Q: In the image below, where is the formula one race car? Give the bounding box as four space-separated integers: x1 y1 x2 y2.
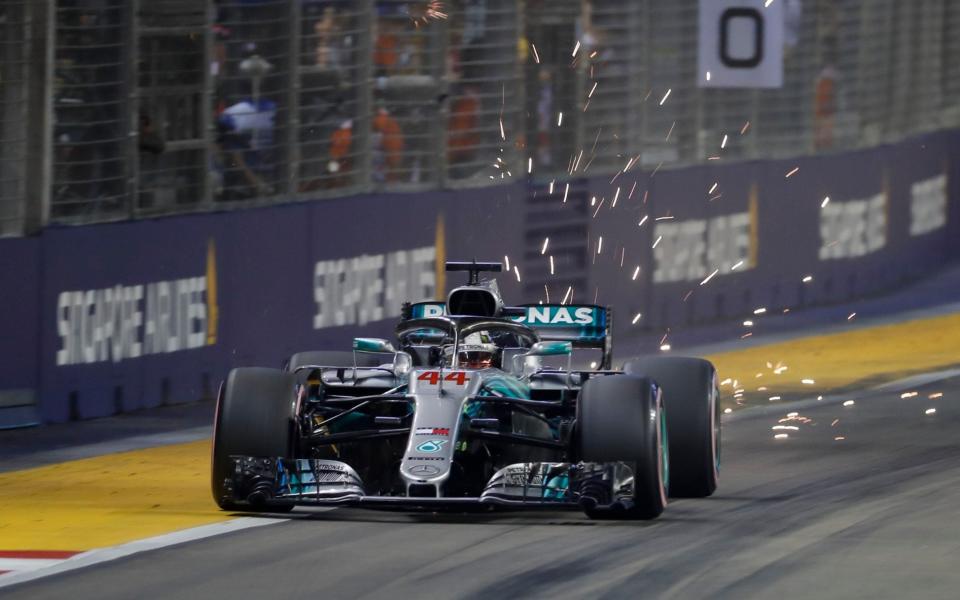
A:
212 262 720 519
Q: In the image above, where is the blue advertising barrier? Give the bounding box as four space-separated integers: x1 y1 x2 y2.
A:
0 130 957 424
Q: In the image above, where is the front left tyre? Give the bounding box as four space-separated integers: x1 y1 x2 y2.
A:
624 356 720 498
211 367 298 511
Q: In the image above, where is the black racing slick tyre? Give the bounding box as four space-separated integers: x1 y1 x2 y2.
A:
211 367 298 512
577 375 668 520
624 356 720 498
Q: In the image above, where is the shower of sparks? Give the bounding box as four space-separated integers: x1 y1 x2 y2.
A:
527 157 533 174
597 236 603 254
572 40 581 57
499 118 505 140
632 313 643 324
659 88 672 106
531 43 540 64
411 1 448 26
557 112 563 127
561 286 573 304
563 183 569 202
847 312 857 320
632 266 640 280
721 134 728 149
753 307 767 315
802 275 813 283
638 215 649 227
652 235 662 248
541 237 549 255
700 269 719 286
588 81 598 98
708 182 719 194
731 260 744 270
549 255 555 275
513 266 521 282
821 196 830 207
612 186 620 207
785 166 799 178
504 255 511 272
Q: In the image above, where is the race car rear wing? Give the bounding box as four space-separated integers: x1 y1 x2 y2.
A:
401 302 612 369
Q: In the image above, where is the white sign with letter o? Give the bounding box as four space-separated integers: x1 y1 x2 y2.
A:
698 0 784 88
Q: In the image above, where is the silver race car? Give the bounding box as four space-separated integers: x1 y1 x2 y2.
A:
212 262 721 519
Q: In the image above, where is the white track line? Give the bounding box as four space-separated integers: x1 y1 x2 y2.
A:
0 515 296 589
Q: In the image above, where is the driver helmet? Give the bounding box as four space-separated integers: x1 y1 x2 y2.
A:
457 331 498 369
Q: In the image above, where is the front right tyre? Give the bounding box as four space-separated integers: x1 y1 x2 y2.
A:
211 367 298 512
577 375 668 520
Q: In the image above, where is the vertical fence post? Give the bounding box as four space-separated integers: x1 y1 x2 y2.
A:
24 0 54 233
127 0 140 219
355 0 374 191
286 0 301 196
200 0 214 209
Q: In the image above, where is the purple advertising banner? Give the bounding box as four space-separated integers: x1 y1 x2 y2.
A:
0 130 956 424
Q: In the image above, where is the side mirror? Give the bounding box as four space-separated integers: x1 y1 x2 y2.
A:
353 337 395 353
393 351 413 379
526 341 572 357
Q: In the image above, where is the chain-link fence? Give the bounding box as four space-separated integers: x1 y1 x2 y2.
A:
0 0 958 233
0 2 31 236
136 0 209 215
51 0 130 223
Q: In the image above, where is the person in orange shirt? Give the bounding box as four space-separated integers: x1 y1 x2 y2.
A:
373 107 404 181
448 84 480 172
324 119 353 189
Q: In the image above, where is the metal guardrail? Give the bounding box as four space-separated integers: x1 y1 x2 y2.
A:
0 0 958 233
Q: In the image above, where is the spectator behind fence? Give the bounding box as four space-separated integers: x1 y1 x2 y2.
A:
215 94 277 200
373 107 404 182
814 37 839 151
448 84 481 176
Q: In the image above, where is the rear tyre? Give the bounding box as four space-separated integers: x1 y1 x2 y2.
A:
577 375 668 520
211 367 298 512
624 356 720 498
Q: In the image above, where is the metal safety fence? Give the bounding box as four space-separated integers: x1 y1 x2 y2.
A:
0 0 958 233
0 2 30 236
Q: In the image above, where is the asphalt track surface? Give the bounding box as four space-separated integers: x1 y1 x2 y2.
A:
7 375 960 599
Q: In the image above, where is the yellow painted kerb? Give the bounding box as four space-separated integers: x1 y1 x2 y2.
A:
0 440 229 551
